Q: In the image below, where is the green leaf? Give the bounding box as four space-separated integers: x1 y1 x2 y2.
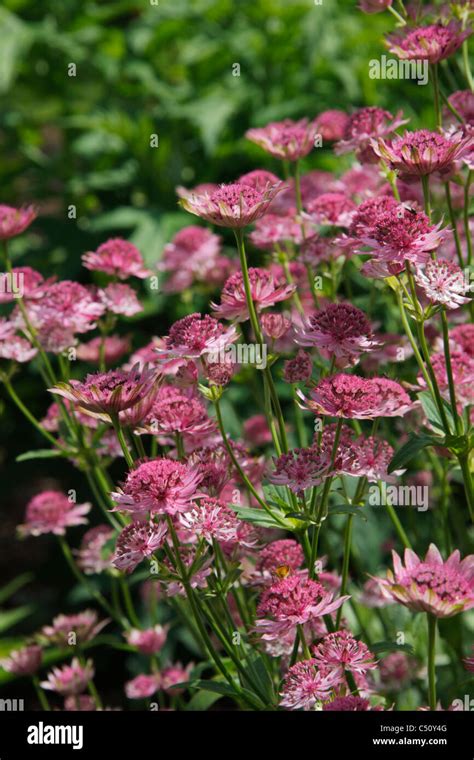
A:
418 392 452 434
0 605 33 634
185 689 223 711
0 573 33 605
328 504 367 521
16 449 65 463
388 433 441 473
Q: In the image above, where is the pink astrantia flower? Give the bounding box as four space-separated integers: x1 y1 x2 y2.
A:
163 546 213 597
414 260 470 309
179 181 285 228
449 324 474 358
0 332 37 362
256 575 349 641
245 118 319 161
280 659 341 710
160 313 238 359
179 497 240 543
314 110 349 142
238 169 282 191
445 90 474 126
260 313 292 341
359 0 392 13
63 695 96 711
283 349 313 383
387 22 471 65
0 645 42 676
323 695 376 710
125 673 160 699
336 106 407 164
144 387 216 443
358 204 448 271
41 658 94 696
296 303 379 367
0 204 37 239
342 195 399 247
76 335 131 365
312 631 377 677
75 525 114 575
50 364 159 421
426 350 474 405
299 374 413 419
39 611 109 646
126 625 168 655
159 226 227 292
257 539 304 575
111 458 202 516
375 544 474 618
160 663 193 694
212 268 295 322
373 129 474 178
82 238 151 279
112 520 168 574
305 193 356 227
379 652 412 690
249 211 310 250
352 436 402 483
18 490 91 537
100 283 143 316
0 267 54 303
268 447 331 493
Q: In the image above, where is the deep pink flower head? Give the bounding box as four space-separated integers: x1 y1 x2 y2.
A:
125 673 160 699
160 226 227 292
359 0 392 13
257 539 304 575
75 525 114 574
358 204 447 270
50 364 159 421
376 544 474 618
323 695 375 711
112 458 202 516
243 414 273 447
82 238 150 279
39 610 109 646
180 497 240 543
100 283 142 316
41 658 94 696
425 350 474 405
179 181 284 228
374 129 474 178
1 645 42 676
144 387 216 444
345 195 399 243
314 110 349 142
0 267 54 303
299 374 413 419
76 335 131 365
445 90 474 126
298 234 346 265
238 169 281 191
245 118 319 161
269 447 331 493
18 490 90 537
387 22 471 65
212 268 295 322
280 659 341 710
352 435 401 483
261 312 291 341
249 211 310 250
379 652 412 690
161 313 238 358
305 193 356 227
283 349 313 383
336 107 407 163
256 574 349 640
296 303 379 367
160 662 193 694
126 625 168 655
112 520 168 574
415 260 469 309
312 631 377 676
449 324 474 358
0 204 36 239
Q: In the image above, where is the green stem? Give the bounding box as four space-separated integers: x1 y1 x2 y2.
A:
464 170 472 266
335 514 353 629
431 63 441 129
3 380 64 449
111 414 135 469
440 308 462 435
427 613 437 710
32 676 51 710
444 183 464 267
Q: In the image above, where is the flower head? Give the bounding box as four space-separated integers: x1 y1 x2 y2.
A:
296 303 379 366
82 238 150 279
1 645 42 676
280 659 341 710
125 625 168 655
0 204 37 239
212 268 295 322
180 497 240 543
299 374 413 418
314 110 349 142
75 525 114 574
305 193 356 227
257 539 304 576
375 544 474 618
111 458 202 516
415 260 469 309
269 447 331 493
76 335 131 366
41 658 94 696
373 129 474 178
39 611 109 646
245 118 319 161
161 313 238 359
323 695 375 710
100 283 142 316
18 491 90 537
312 631 377 676
160 226 228 292
283 349 313 383
179 181 284 228
336 106 407 163
125 673 160 699
112 520 168 573
387 22 471 65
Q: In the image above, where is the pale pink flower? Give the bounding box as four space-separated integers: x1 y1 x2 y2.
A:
298 234 346 265
160 313 238 359
375 544 474 618
100 283 142 316
336 107 407 163
144 387 216 443
125 625 168 655
50 364 159 420
179 497 240 543
280 659 341 710
75 525 114 574
312 631 377 677
179 181 284 228
238 169 282 191
125 673 160 699
260 313 291 341
39 611 109 646
245 118 319 161
82 238 150 279
64 695 97 711
112 520 168 574
269 447 331 493
296 303 379 366
414 260 469 309
111 458 202 516
425 350 474 405
387 22 471 65
359 578 394 608
160 663 193 694
41 658 94 696
18 490 90 537
212 268 295 322
305 193 356 227
159 226 227 292
352 436 402 483
1 645 42 676
283 349 313 383
299 374 413 418
373 129 474 178
249 211 310 249
0 204 37 239
314 110 349 142
0 332 37 362
76 335 131 365
0 267 54 303
256 575 349 641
